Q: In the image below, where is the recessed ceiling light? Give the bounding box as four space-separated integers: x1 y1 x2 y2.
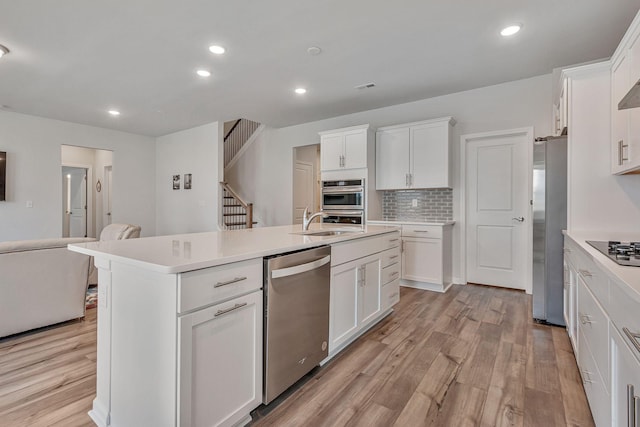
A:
295 88 307 95
307 46 322 56
108 110 120 116
196 69 211 77
0 44 9 58
500 24 522 37
208 45 225 55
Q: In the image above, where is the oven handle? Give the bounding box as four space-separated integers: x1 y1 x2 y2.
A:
322 210 364 216
271 255 331 279
322 186 364 194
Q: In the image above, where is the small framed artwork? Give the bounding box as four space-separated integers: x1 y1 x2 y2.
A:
184 173 192 190
172 174 180 190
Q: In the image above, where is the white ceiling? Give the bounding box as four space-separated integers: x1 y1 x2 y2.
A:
0 1 638 136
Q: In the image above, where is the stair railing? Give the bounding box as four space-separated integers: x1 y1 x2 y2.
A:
224 119 261 168
220 182 254 229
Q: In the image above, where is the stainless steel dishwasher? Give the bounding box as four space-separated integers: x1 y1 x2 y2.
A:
263 245 331 404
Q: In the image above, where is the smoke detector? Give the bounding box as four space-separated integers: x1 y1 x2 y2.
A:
355 83 376 90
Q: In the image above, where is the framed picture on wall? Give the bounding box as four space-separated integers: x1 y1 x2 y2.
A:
172 174 180 190
184 173 192 190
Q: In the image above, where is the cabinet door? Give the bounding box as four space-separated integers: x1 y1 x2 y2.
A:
321 134 344 171
343 129 367 169
401 237 442 284
376 127 410 190
329 261 359 352
178 291 262 427
612 54 631 174
628 31 640 171
360 257 381 326
411 122 450 188
611 326 640 427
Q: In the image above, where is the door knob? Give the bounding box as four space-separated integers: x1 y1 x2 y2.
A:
512 217 525 222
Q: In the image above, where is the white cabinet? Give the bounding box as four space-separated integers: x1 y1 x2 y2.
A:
320 125 369 172
562 248 578 352
376 117 455 190
399 224 453 293
178 291 262 427
328 231 400 357
611 326 640 427
611 12 640 174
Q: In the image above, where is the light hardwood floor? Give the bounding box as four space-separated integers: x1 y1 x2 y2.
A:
0 285 593 427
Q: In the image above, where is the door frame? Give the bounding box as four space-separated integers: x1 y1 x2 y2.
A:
459 127 534 294
62 162 93 238
292 159 315 224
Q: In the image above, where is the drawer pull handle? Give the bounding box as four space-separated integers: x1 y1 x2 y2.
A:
627 384 635 427
389 238 400 243
634 395 639 427
214 302 247 317
389 255 399 260
579 314 592 325
413 230 429 233
390 271 399 277
623 327 640 355
214 276 248 288
578 269 593 277
391 292 399 298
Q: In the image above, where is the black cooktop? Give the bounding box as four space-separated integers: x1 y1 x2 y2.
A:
586 240 640 267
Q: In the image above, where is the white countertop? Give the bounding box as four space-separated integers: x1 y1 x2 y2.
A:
564 230 640 296
367 220 455 226
69 224 400 274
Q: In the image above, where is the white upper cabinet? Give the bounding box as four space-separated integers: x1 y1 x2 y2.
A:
320 125 369 172
375 117 455 190
611 11 640 174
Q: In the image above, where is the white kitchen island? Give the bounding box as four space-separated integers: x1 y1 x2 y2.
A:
68 224 400 427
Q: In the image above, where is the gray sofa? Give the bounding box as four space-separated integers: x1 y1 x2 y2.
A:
0 237 96 338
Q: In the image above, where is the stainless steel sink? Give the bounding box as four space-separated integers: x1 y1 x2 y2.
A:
291 229 360 236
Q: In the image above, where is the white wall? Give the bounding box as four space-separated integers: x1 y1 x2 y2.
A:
0 111 156 241
155 122 221 235
230 74 553 281
567 64 640 232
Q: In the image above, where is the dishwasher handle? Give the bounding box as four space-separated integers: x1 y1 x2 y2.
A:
271 255 331 279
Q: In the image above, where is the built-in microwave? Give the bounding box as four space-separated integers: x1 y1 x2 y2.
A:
321 179 364 211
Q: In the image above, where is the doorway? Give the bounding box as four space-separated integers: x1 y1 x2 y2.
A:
61 145 113 238
461 127 533 293
293 144 321 224
62 166 88 237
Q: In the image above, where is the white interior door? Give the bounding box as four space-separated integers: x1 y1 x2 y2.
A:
292 160 314 224
63 167 87 237
465 129 531 290
104 165 113 226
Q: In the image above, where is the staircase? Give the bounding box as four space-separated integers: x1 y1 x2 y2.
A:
220 182 255 230
224 119 261 168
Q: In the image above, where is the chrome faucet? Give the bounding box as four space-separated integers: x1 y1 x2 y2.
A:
302 207 328 231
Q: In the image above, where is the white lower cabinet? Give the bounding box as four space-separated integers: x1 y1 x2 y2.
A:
611 326 640 427
178 290 262 427
400 224 453 293
329 253 381 353
328 231 400 358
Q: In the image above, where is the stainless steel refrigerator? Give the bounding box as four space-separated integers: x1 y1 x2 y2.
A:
532 135 567 326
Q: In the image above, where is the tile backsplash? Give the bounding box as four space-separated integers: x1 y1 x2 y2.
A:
381 189 453 222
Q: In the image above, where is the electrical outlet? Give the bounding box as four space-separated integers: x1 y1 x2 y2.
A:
412 199 418 208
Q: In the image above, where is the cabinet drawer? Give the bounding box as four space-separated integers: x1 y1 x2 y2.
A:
178 258 263 313
381 263 400 285
609 277 640 360
382 279 400 310
575 254 609 309
577 277 609 387
380 247 401 268
401 225 442 238
578 329 611 427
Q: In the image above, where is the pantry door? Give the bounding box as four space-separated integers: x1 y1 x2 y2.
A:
464 128 532 292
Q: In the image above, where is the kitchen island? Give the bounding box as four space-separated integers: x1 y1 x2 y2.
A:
69 224 400 427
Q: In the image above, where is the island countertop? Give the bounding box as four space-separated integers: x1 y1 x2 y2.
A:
68 224 400 274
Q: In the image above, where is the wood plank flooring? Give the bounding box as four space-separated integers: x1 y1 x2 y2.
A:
0 285 594 427
251 285 594 427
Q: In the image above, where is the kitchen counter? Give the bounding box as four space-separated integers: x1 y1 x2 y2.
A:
367 219 455 226
68 224 399 274
563 230 640 296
